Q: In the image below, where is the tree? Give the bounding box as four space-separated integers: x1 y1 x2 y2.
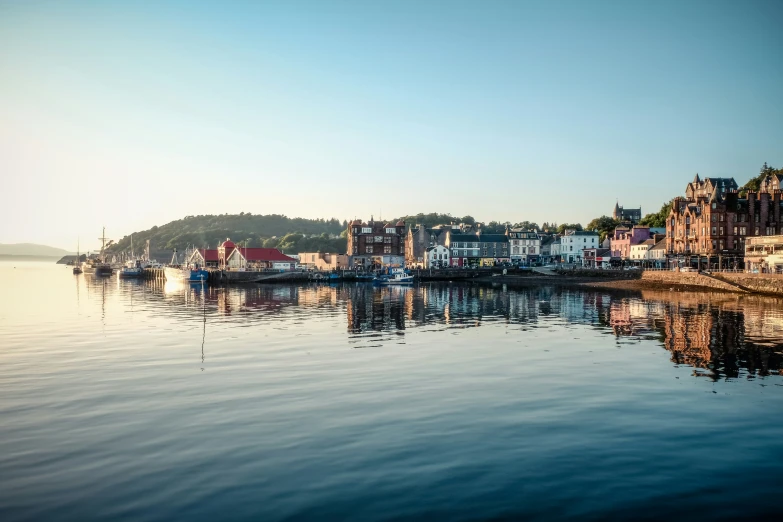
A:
739 162 781 196
585 216 620 242
512 221 540 231
638 200 673 228
556 223 583 235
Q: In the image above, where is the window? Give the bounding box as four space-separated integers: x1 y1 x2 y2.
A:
366 237 374 244
362 227 372 233
712 240 717 250
384 246 392 254
754 227 759 236
740 227 747 236
686 216 690 224
712 215 716 222
719 227 724 235
755 214 760 223
711 227 716 235
365 246 373 254
733 226 738 235
712 203 717 209
386 228 395 233
374 236 383 243
384 237 392 244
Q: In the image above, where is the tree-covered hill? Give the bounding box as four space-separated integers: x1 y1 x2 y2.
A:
108 214 347 256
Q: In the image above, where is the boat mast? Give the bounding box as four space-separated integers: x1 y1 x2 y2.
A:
99 227 107 263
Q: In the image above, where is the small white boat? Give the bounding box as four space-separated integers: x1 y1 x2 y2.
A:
374 268 414 286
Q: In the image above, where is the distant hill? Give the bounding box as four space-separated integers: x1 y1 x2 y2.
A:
0 243 72 257
107 214 348 256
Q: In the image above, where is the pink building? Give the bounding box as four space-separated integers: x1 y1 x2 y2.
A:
610 226 664 260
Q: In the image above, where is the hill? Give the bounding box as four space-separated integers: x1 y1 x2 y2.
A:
0 243 72 257
107 214 348 256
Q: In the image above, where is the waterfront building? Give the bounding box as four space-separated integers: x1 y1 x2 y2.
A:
405 225 449 267
666 174 783 269
539 235 558 264
298 252 349 270
559 230 599 264
613 202 642 224
630 239 656 263
445 232 480 267
477 230 510 266
424 245 450 268
347 218 406 269
611 225 664 260
225 247 296 270
507 228 540 264
583 248 612 268
189 248 220 268
744 235 783 273
646 238 667 268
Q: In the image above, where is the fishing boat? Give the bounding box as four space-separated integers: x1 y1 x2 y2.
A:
72 240 83 274
94 227 113 277
119 259 144 278
164 249 209 283
119 236 145 278
373 268 414 286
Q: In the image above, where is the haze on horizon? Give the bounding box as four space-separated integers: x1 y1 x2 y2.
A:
1 0 782 251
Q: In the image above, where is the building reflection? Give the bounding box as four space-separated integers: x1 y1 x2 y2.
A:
81 277 783 379
606 291 783 379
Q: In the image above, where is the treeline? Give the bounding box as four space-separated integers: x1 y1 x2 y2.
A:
108 214 347 255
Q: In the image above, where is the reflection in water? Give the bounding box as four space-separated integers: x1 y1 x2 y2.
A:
85 277 783 381
3 263 783 521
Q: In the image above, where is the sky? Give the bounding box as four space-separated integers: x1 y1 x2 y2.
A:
1 0 782 251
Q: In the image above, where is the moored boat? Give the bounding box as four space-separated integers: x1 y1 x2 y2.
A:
373 268 414 286
72 240 83 274
163 265 209 283
119 259 144 278
94 227 113 276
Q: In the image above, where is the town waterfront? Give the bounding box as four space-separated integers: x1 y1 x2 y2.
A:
2 260 783 521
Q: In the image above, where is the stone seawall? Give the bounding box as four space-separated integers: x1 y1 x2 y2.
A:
586 271 783 296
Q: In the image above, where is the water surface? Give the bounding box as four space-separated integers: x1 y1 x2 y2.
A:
1 261 782 521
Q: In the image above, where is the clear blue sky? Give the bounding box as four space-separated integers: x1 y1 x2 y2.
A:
1 0 781 250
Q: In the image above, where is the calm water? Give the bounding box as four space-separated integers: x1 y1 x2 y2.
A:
1 261 782 521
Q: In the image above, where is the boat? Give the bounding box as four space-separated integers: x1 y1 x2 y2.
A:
163 265 209 283
119 259 144 278
72 239 83 274
164 249 209 283
119 236 145 278
356 273 375 282
373 268 414 286
94 227 113 277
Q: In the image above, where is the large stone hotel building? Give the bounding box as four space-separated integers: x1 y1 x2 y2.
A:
666 173 782 268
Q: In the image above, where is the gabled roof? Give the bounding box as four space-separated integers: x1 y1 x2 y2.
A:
194 248 219 261
650 238 667 250
228 248 295 262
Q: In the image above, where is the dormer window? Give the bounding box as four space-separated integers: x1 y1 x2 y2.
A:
386 228 395 234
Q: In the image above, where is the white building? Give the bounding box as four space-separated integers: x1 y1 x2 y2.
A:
560 230 600 264
647 238 667 268
425 245 450 268
630 239 656 263
507 229 541 264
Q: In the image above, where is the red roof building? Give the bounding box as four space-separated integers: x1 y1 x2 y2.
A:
226 247 296 269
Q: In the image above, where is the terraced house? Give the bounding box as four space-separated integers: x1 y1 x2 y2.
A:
666 174 783 269
507 228 540 265
347 218 406 268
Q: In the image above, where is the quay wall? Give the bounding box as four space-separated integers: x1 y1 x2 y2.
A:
588 271 783 296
